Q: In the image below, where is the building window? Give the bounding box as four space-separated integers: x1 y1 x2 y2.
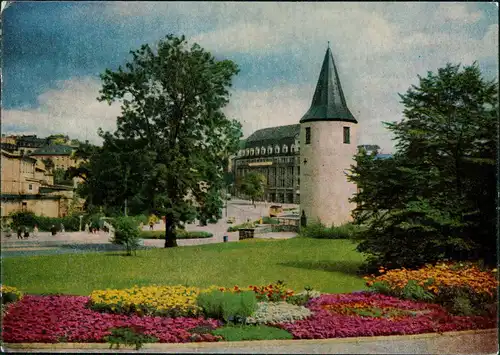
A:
255 147 260 155
267 146 273 154
29 184 33 191
343 126 350 144
261 146 266 155
22 202 27 211
291 144 295 153
275 145 280 154
282 144 288 154
246 149 250 156
250 148 254 156
305 127 311 145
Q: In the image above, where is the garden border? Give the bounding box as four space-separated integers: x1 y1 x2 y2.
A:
3 328 497 351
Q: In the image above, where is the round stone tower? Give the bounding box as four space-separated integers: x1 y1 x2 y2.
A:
299 45 358 227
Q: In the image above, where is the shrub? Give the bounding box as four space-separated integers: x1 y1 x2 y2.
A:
286 288 322 306
89 285 200 317
211 324 293 341
246 302 312 325
261 217 279 225
227 222 255 232
9 211 84 232
196 290 257 324
1 285 23 305
105 326 158 350
110 217 141 256
300 220 362 239
271 225 297 232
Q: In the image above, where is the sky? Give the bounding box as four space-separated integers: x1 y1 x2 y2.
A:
2 2 498 153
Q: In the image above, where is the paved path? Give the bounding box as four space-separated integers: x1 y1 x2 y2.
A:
3 329 498 354
1 200 298 257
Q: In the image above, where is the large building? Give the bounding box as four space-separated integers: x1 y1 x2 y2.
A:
233 45 360 226
0 150 76 218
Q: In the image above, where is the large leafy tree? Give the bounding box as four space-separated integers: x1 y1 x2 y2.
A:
97 34 242 247
236 172 267 206
348 63 498 271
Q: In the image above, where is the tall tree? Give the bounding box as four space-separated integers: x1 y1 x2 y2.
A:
237 172 267 206
348 63 498 270
98 34 242 247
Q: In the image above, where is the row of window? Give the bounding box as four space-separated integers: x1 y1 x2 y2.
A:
304 127 351 145
239 144 299 157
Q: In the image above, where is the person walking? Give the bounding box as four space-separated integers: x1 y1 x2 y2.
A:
51 225 57 236
17 226 23 240
33 225 39 238
60 223 65 233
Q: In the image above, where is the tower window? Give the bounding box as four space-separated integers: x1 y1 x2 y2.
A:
343 127 350 144
305 127 311 145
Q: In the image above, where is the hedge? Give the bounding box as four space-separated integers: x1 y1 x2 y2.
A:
139 230 213 239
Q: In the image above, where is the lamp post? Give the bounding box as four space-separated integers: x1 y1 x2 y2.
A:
79 215 83 232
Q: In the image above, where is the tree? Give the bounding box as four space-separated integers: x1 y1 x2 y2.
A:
53 168 73 186
348 63 498 271
42 158 54 172
110 216 141 256
98 34 242 247
237 172 267 206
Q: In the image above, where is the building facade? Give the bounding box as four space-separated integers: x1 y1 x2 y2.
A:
233 124 301 204
0 150 73 218
29 144 77 170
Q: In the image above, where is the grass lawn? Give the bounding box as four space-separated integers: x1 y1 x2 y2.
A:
2 238 367 296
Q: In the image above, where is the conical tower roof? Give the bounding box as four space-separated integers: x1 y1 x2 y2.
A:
300 46 357 124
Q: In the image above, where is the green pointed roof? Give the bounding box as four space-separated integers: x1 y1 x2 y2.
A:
300 46 357 124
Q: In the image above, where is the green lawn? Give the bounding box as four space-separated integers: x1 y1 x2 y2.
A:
2 238 367 296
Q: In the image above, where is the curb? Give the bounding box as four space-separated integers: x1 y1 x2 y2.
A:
4 328 497 351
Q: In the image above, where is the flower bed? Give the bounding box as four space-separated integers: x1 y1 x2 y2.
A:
277 292 496 339
365 262 498 297
89 285 200 317
2 286 496 343
364 262 498 316
2 295 221 343
246 302 312 324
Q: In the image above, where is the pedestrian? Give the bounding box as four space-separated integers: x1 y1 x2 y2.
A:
33 225 39 238
23 229 29 239
149 222 154 231
84 223 89 233
51 225 57 236
17 226 22 239
60 223 65 233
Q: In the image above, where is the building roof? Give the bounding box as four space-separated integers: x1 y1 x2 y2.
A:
30 145 74 156
16 135 48 147
1 149 37 162
300 46 357 124
245 124 300 146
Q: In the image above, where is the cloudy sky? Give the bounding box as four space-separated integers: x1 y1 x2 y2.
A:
2 2 498 153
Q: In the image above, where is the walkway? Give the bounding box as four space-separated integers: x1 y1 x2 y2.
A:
1 199 298 257
3 329 497 354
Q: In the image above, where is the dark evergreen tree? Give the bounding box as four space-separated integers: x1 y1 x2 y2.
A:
348 63 498 271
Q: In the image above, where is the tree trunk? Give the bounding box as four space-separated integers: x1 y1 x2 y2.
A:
164 214 177 248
